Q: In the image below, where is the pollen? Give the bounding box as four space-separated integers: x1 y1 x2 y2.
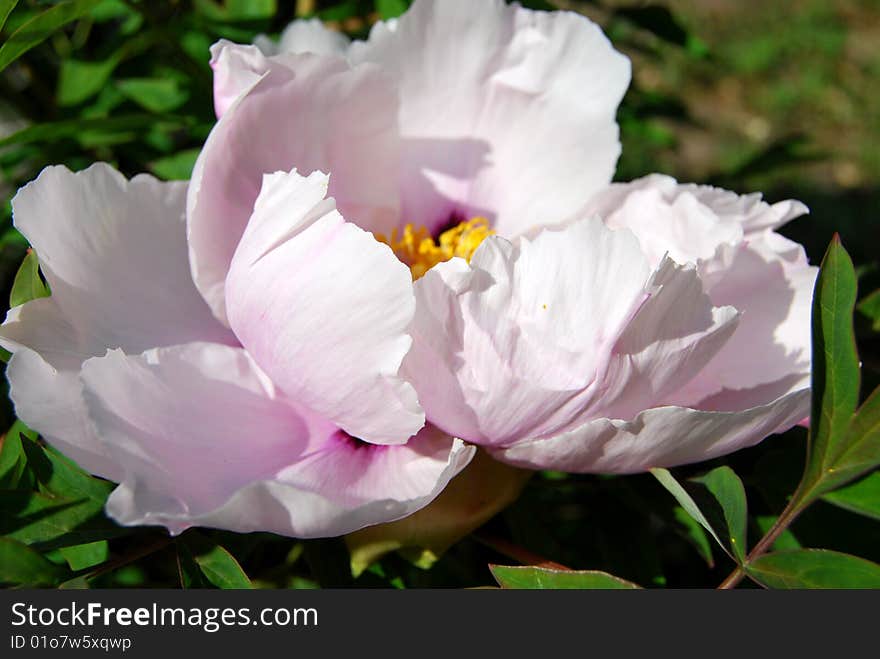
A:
376 217 494 280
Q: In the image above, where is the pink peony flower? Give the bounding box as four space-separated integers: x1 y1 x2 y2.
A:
0 165 473 537
206 0 815 474
1 0 816 541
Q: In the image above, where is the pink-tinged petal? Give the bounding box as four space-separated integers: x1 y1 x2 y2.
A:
81 343 314 533
583 174 810 266
226 169 424 445
678 181 809 235
188 58 401 323
6 348 121 481
406 217 651 446
211 23 351 119
669 237 817 405
583 175 744 267
0 164 233 481
592 258 740 422
82 343 472 538
2 164 234 363
350 0 630 235
255 18 350 57
278 425 475 509
492 389 810 474
209 41 272 118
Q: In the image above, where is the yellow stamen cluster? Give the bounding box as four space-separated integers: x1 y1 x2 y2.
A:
377 217 494 280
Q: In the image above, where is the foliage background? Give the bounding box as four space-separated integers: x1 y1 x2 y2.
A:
0 0 878 589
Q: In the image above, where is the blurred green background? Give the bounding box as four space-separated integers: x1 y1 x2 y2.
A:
0 0 878 589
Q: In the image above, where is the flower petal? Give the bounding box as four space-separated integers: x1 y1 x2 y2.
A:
592 258 740 422
256 18 350 57
492 389 810 473
406 217 652 446
189 57 401 323
226 169 424 445
349 0 630 235
82 343 472 538
0 164 233 480
1 164 233 365
669 237 816 405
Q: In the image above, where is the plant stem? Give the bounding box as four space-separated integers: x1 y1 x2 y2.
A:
86 535 172 582
474 533 572 571
718 493 808 589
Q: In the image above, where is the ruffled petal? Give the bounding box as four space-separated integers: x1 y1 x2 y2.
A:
82 343 472 538
591 258 740 422
226 169 424 445
349 0 630 235
256 18 350 57
406 217 653 446
669 236 816 405
189 57 401 323
0 164 233 481
1 164 233 364
492 389 810 473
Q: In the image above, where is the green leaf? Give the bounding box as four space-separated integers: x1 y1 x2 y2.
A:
58 56 121 106
490 565 641 589
0 0 19 34
821 386 880 493
755 516 801 551
0 0 101 74
823 470 880 521
672 506 714 567
9 249 49 308
800 236 861 501
59 540 108 571
21 438 113 505
116 78 190 113
858 289 880 332
746 549 880 589
858 290 880 331
0 114 183 148
691 466 748 563
650 467 727 557
375 0 410 20
58 575 91 589
149 148 201 180
0 537 65 585
0 420 25 487
185 532 253 589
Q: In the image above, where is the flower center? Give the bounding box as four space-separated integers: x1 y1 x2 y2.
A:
376 217 494 280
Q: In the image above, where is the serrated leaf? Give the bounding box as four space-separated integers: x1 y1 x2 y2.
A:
746 549 880 589
823 470 880 521
0 1 19 34
0 0 101 74
490 565 641 589
116 78 189 113
59 540 108 571
650 467 727 557
691 466 748 563
9 249 49 308
375 0 410 20
185 532 253 589
0 537 65 585
799 236 862 501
